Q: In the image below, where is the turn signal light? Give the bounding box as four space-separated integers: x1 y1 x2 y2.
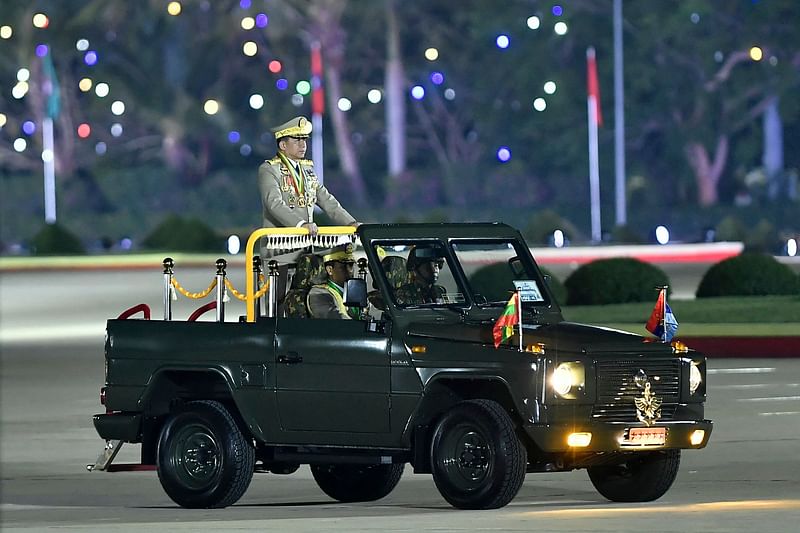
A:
567 432 592 447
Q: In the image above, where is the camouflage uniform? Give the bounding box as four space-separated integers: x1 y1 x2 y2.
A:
368 255 410 310
282 253 326 318
395 281 446 305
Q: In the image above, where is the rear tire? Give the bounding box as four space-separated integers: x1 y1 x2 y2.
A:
157 400 255 508
430 399 527 510
311 463 404 503
588 449 681 502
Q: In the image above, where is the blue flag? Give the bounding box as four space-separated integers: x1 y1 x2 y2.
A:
646 289 679 341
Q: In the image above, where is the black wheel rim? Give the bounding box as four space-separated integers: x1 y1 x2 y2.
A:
169 422 221 490
438 423 493 491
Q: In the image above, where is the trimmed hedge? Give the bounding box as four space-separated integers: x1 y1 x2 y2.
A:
31 222 85 255
467 263 567 305
142 214 222 252
696 253 800 297
564 258 671 305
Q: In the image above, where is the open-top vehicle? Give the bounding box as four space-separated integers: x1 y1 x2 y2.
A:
91 223 711 509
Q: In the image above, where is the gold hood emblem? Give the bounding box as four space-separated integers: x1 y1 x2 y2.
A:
634 382 662 426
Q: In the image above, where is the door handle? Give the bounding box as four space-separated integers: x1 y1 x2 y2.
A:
277 352 303 364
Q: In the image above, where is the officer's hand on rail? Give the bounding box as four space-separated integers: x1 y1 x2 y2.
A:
303 222 319 237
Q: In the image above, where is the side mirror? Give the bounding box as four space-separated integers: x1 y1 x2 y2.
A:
508 256 524 277
343 278 368 308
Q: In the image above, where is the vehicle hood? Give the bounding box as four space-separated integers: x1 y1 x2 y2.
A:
405 319 673 355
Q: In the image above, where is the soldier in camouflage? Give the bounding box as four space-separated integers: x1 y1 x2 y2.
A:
395 246 446 305
282 253 326 318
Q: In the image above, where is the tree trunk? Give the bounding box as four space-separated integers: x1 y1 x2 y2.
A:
684 136 728 206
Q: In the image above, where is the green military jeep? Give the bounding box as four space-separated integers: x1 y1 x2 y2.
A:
91 223 711 510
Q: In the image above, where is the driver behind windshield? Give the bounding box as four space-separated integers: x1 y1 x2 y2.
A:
395 246 446 305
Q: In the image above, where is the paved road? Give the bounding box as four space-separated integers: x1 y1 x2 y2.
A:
2 269 799 531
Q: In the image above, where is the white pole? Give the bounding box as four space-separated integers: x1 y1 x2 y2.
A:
517 290 523 352
587 94 601 243
42 116 57 223
312 113 323 186
613 0 627 227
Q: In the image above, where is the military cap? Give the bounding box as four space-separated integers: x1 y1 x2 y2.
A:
272 116 312 139
323 243 355 264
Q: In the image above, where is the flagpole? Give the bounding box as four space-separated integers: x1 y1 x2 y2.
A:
586 47 602 243
516 289 523 352
310 41 324 186
661 286 668 343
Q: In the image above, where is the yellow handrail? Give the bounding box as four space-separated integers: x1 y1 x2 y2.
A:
244 226 357 322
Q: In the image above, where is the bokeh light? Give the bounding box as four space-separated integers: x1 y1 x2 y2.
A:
110 123 123 137
241 17 255 30
337 97 352 111
76 38 89 51
240 144 252 156
32 14 49 29
243 41 258 56
411 85 425 100
496 35 510 49
228 131 240 143
255 14 268 28
79 77 93 92
533 97 547 111
276 78 288 90
239 0 251 8
35 44 49 57
750 46 763 61
77 123 91 138
430 71 444 85
497 147 511 162
111 100 126 116
84 50 98 66
690 13 700 24
554 22 568 35
552 5 563 16
444 88 456 100
14 138 27 152
367 89 382 104
95 142 107 155
227 235 241 255
0 113 6 128
527 16 540 30
249 94 264 109
22 121 36 135
42 149 54 162
203 99 219 115
296 80 311 95
17 68 30 82
787 238 797 257
268 60 282 73
95 82 110 97
655 225 670 245
424 47 439 61
543 81 557 94
12 81 29 99
167 2 182 16
553 229 565 248
1 25 13 39
291 94 304 106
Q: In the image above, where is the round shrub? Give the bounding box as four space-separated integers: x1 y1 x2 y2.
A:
31 222 85 255
564 258 671 305
467 263 566 305
142 214 222 252
696 253 800 297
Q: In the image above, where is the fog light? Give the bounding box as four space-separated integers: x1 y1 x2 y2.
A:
567 432 592 447
690 430 705 446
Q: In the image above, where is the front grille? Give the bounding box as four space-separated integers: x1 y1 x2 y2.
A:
591 359 681 422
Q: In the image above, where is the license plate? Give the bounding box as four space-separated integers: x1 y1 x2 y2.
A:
624 427 666 446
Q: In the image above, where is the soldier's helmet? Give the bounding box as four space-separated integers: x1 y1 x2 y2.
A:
382 256 410 288
292 253 326 289
406 245 444 272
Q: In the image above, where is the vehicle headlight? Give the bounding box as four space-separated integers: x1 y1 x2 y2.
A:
689 362 703 394
551 362 585 398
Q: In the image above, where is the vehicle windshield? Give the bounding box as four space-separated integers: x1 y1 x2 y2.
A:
450 239 551 308
371 238 550 309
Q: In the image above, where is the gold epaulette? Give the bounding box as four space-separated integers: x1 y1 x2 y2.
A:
298 159 314 166
265 156 281 165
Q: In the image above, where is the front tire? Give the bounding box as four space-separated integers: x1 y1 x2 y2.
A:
311 463 404 503
157 400 255 508
588 449 681 502
430 399 527 510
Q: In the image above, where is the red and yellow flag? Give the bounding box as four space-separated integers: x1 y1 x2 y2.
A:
493 292 520 348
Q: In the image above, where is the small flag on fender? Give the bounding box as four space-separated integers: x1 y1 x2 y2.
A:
646 288 678 342
493 292 520 348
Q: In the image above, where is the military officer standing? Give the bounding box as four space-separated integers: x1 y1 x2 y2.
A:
258 116 358 245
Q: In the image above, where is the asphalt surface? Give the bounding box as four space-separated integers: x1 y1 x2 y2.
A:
2 267 799 531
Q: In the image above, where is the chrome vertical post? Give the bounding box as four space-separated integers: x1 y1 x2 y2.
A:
162 257 174 321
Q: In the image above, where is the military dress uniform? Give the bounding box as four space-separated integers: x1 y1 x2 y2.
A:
258 117 356 258
307 245 360 320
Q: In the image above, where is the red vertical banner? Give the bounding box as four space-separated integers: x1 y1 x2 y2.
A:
587 46 603 127
310 42 324 115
